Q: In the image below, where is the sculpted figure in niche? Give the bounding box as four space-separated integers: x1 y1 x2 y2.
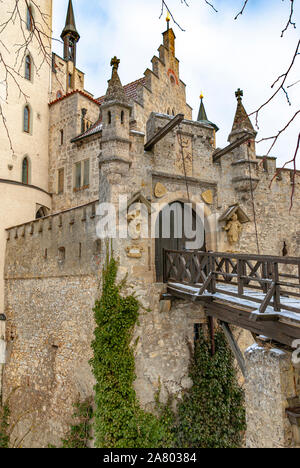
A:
224 214 243 245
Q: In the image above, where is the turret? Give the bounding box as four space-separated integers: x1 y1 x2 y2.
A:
99 57 132 192
228 89 259 194
61 0 80 65
228 88 257 160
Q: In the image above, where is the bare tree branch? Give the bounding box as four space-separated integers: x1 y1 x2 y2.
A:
249 40 300 129
281 0 296 37
234 0 249 20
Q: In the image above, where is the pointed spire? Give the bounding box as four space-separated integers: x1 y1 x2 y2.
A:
61 0 80 41
231 88 255 134
104 57 129 104
197 93 208 122
197 94 219 132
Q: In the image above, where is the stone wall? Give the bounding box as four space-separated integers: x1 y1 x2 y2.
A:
3 202 101 447
48 92 101 213
245 345 300 448
51 53 87 101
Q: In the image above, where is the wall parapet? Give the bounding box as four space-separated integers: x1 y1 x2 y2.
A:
5 201 102 279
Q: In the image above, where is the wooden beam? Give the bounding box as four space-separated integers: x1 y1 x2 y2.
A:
205 301 300 347
220 321 246 377
213 132 256 163
144 114 184 151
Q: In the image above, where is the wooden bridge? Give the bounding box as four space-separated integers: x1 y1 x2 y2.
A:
163 250 300 351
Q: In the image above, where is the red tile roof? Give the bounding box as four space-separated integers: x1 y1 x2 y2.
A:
59 78 147 142
49 89 101 107
97 77 146 104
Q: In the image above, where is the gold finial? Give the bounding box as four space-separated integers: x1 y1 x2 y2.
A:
110 56 120 71
166 11 171 22
200 92 204 100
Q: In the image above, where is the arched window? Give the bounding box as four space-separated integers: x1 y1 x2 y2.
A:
26 6 33 31
121 111 124 124
22 157 30 184
36 207 47 219
108 111 112 124
23 105 31 133
25 55 31 80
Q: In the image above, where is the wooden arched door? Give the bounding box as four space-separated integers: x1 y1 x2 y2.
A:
155 201 206 281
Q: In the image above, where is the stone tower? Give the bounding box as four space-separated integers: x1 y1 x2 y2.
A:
61 0 80 92
51 0 85 99
61 0 80 65
99 58 132 203
0 0 53 317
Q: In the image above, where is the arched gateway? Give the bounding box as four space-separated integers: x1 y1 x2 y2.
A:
155 201 206 281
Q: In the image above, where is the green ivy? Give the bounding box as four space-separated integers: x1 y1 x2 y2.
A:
90 251 175 448
175 329 246 448
61 399 93 448
0 401 9 448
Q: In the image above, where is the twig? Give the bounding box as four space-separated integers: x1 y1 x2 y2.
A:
234 0 249 20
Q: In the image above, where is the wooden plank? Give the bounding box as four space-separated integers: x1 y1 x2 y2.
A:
144 114 184 151
220 321 246 377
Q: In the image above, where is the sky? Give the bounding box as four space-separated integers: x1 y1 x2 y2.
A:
52 0 300 168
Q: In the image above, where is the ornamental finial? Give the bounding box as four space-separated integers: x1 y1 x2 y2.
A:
110 56 120 71
235 88 243 102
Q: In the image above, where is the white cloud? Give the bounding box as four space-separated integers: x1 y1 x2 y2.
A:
53 0 300 167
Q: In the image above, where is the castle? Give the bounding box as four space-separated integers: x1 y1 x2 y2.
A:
0 0 299 448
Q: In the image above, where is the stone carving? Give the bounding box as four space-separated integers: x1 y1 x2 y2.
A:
127 208 142 240
154 182 167 198
201 190 213 205
224 213 243 245
175 134 193 176
126 246 144 259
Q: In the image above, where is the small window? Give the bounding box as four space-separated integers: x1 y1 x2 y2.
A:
25 55 31 80
68 73 72 87
36 207 46 219
60 129 64 145
74 160 90 191
83 159 90 187
75 162 81 189
26 6 33 31
22 157 29 184
170 75 176 86
23 106 30 133
58 168 64 194
58 247 65 262
108 111 112 124
121 111 124 124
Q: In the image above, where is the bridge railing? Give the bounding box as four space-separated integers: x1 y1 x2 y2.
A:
163 250 300 314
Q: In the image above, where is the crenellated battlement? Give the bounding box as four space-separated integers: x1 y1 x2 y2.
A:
5 201 102 279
